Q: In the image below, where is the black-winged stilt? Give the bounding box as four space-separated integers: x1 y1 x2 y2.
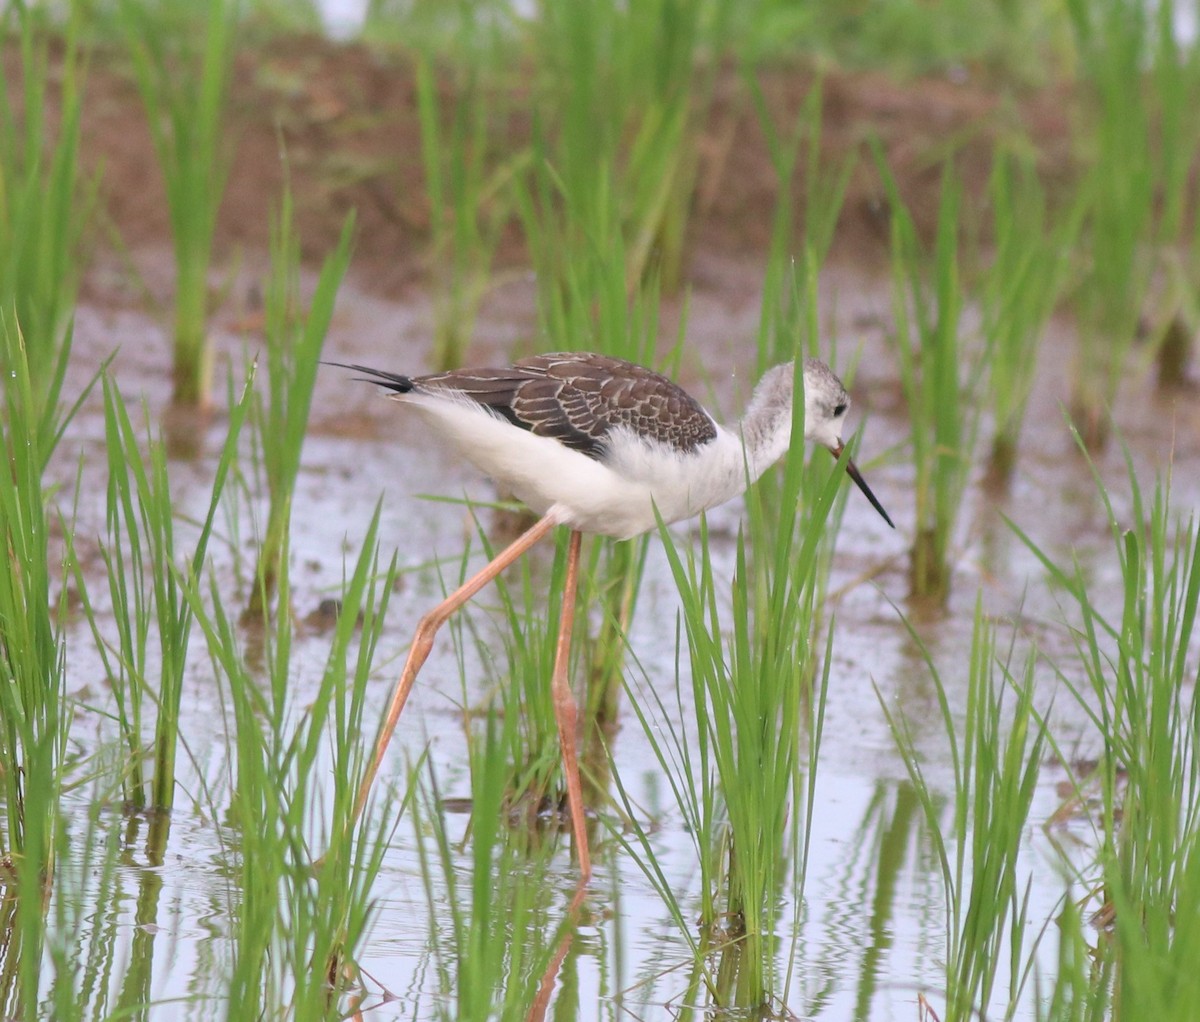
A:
333 352 893 879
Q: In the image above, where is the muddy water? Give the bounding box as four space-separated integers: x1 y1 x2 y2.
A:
49 248 1200 1020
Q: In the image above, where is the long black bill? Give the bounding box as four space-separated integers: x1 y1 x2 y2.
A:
831 444 895 529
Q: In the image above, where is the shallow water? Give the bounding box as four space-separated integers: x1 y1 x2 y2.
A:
40 250 1200 1019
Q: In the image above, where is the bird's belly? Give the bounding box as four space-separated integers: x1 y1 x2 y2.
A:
544 432 748 540
407 399 746 540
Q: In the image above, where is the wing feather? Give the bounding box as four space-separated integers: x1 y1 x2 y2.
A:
408 352 717 460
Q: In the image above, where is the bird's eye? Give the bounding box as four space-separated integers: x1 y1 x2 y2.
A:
833 402 847 417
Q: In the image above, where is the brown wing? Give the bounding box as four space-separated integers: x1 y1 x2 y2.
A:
411 352 718 460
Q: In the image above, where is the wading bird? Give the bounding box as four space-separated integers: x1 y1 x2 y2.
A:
332 352 894 880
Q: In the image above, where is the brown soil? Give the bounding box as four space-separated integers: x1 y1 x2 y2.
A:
18 33 1078 297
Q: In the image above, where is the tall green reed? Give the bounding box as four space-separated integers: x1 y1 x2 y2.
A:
1013 441 1200 1019
78 368 253 824
0 2 89 417
123 0 237 409
879 154 978 604
247 200 354 618
752 78 860 612
195 505 399 1018
881 598 1046 1021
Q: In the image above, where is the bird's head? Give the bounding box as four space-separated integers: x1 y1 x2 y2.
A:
802 359 895 529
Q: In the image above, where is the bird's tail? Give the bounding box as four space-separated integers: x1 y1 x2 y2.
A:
322 361 415 394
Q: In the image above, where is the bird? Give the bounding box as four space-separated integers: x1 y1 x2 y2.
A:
331 352 894 880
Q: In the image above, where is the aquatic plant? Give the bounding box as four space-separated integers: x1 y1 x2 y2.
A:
1147 0 1200 389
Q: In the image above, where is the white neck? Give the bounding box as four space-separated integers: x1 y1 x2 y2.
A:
734 362 796 484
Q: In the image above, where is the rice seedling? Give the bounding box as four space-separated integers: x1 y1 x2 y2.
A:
438 497 623 858
0 292 105 1022
122 0 237 409
728 0 1065 81
747 73 855 296
1148 2 1200 390
454 514 570 824
879 154 979 604
1012 440 1200 1020
0 787 131 1022
0 2 90 419
413 713 568 1021
639 365 843 1009
0 316 71 1021
76 367 254 824
39 794 129 1022
1145 1 1200 248
1032 892 1111 1022
750 83 859 583
526 0 731 294
978 153 1081 487
0 321 74 790
1065 0 1195 448
415 20 517 371
612 542 832 1013
246 198 354 619
193 505 400 1017
612 621 722 935
880 598 1047 1021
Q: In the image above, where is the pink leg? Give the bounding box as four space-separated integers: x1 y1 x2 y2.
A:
551 530 591 880
352 514 559 824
